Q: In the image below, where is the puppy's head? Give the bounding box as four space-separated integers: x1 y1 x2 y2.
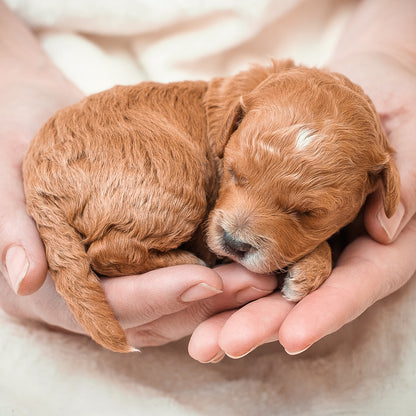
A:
207 66 400 273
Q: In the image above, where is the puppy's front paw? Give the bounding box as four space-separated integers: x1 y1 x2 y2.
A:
282 266 307 302
282 264 320 302
281 241 332 302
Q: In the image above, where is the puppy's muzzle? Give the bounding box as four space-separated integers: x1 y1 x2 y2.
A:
222 230 254 258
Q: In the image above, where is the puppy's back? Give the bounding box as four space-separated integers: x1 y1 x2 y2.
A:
23 81 215 351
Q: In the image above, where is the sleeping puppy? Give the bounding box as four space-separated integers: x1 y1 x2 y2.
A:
205 62 400 300
23 60 400 352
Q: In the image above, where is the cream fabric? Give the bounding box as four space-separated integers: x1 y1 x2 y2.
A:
2 0 415 414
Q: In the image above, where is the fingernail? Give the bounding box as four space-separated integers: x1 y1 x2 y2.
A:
4 245 29 294
180 282 222 302
264 334 279 343
285 344 312 356
226 345 258 359
225 335 279 359
377 202 404 241
208 351 225 364
235 286 271 304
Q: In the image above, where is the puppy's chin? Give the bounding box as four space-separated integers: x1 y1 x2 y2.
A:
206 210 287 274
234 252 283 275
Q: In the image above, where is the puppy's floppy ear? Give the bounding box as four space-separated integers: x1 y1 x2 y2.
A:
337 69 402 219
364 95 401 219
374 156 400 218
216 97 246 158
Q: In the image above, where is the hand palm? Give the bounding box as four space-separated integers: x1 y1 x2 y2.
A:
189 52 416 362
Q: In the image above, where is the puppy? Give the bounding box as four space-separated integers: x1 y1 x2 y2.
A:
205 61 400 301
23 60 400 352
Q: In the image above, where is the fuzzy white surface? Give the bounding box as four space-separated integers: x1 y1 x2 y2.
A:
2 0 416 414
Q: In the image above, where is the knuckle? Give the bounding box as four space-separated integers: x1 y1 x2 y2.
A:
126 326 173 347
187 298 217 322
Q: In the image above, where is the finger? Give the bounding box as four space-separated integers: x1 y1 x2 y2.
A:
0 271 83 335
365 125 416 244
121 263 277 347
0 161 48 295
279 216 416 355
188 311 234 363
8 265 224 336
364 186 406 244
102 265 224 328
9 262 276 347
189 293 293 362
217 292 293 359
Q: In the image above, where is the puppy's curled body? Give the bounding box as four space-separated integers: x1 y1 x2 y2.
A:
23 81 218 352
23 60 400 352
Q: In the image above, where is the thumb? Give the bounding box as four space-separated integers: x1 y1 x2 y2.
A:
364 176 412 245
0 165 47 295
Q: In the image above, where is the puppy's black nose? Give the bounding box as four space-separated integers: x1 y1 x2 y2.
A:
223 230 253 257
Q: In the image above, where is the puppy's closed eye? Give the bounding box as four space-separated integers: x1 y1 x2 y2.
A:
228 168 248 186
23 58 400 353
278 206 326 221
208 62 400 301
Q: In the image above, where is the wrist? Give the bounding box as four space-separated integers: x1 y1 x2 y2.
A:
332 0 416 55
328 46 416 77
0 1 83 144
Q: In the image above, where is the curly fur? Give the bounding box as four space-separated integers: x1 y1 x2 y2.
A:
23 60 400 352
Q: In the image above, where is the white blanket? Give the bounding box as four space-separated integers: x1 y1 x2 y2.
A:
2 0 416 414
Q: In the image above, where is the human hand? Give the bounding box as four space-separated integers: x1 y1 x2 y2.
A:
0 0 85 296
188 51 416 363
0 64 277 351
1 262 277 349
331 52 416 244
0 3 279 350
0 75 277 348
0 77 84 296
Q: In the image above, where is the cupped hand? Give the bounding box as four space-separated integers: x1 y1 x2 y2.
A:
329 52 416 245
0 0 85 296
0 80 277 350
189 51 416 363
0 74 84 296
1 263 277 349
189 217 416 362
0 73 277 349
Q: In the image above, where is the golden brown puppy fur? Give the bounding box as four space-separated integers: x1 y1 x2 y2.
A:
23 60 400 352
206 61 400 300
